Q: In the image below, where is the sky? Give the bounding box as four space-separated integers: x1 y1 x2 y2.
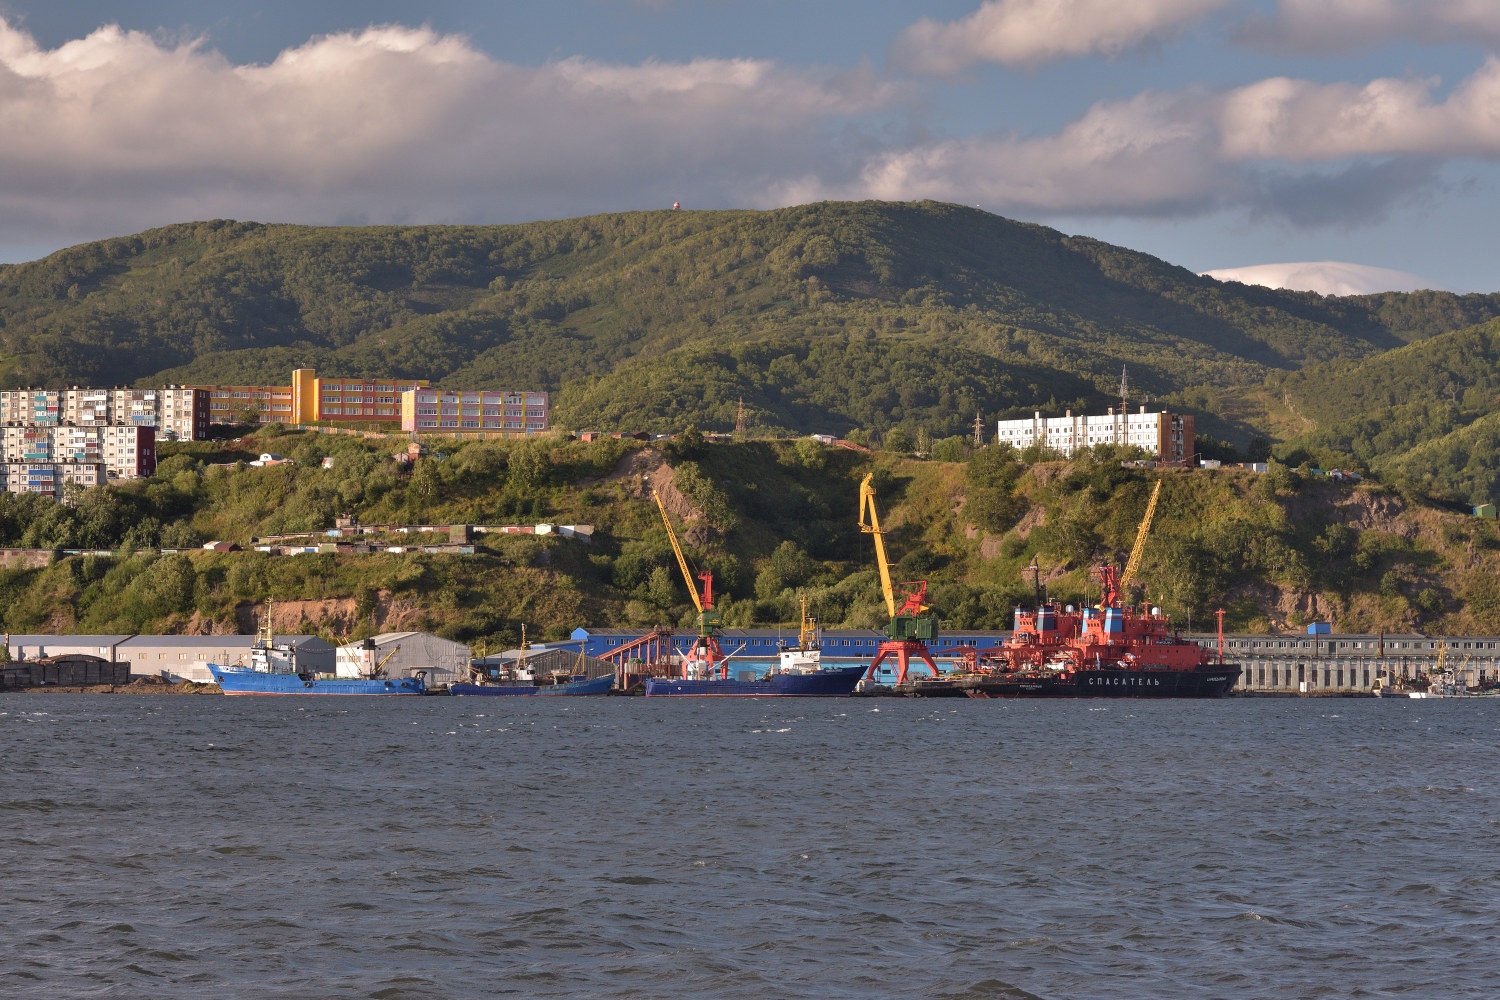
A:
2 1 1499 294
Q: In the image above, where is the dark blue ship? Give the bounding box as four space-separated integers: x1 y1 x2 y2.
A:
644 664 865 697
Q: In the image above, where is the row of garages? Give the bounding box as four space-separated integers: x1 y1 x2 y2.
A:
4 632 472 688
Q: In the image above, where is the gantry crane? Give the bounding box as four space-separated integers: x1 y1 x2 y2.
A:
858 472 940 686
652 488 725 679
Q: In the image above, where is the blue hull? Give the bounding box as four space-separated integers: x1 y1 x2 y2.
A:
450 675 615 697
644 665 864 697
209 665 425 696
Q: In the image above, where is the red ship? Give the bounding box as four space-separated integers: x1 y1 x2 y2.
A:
939 562 1241 698
918 479 1240 699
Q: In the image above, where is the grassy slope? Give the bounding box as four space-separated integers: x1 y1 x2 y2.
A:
1 430 1495 647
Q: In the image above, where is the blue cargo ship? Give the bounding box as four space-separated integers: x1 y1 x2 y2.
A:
207 600 427 696
209 663 427 696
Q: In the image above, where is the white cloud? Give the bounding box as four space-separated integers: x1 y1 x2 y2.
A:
1201 261 1450 295
5 11 1500 270
827 91 1230 215
0 19 900 257
1219 59 1500 161
794 56 1500 228
892 0 1229 73
1238 0 1500 54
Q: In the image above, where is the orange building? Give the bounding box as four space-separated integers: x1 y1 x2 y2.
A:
290 369 428 423
195 369 428 426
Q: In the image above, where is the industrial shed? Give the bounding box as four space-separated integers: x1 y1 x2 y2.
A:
336 632 470 688
116 634 337 683
6 634 133 663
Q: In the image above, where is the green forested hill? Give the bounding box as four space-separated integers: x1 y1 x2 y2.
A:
1 430 1496 646
4 202 1497 448
1273 320 1500 503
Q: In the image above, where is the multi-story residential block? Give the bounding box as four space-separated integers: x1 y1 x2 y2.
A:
400 388 551 435
0 389 63 426
114 388 210 441
995 406 1195 465
0 387 209 440
0 425 156 487
200 384 296 426
0 463 104 497
0 370 542 446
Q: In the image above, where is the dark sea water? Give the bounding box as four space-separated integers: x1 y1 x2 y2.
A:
4 695 1499 999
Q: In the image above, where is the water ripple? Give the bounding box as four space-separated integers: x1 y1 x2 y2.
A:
4 696 1500 997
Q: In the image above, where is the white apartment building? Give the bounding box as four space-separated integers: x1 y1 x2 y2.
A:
996 406 1195 464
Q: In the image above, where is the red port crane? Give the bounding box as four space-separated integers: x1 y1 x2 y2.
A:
859 473 941 686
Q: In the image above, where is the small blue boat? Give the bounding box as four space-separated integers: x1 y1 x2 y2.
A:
452 627 614 696
450 673 615 697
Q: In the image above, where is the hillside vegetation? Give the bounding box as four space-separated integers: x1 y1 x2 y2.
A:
0 429 1495 647
4 202 1498 457
1270 320 1500 505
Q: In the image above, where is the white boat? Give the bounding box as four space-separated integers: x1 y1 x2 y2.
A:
775 597 822 675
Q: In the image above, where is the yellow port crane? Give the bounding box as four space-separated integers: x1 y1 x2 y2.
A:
858 472 939 685
652 488 724 677
1120 478 1163 593
859 473 899 620
1100 478 1161 608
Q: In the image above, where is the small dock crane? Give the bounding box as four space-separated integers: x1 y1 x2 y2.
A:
858 473 941 685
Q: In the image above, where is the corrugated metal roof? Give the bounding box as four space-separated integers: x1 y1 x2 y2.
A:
6 634 133 645
367 632 469 647
116 634 334 649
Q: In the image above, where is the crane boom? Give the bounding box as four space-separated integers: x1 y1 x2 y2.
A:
651 487 723 679
653 489 706 615
1119 478 1162 592
858 473 897 619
